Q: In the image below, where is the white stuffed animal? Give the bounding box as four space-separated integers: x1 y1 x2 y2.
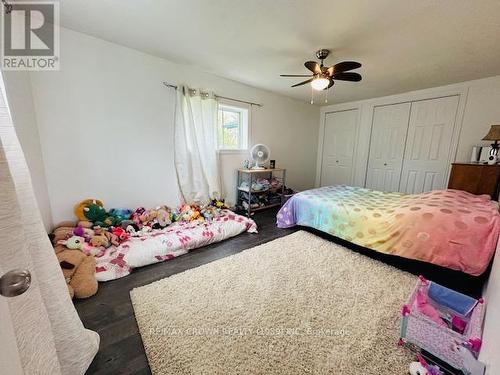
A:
409 354 444 375
409 361 428 375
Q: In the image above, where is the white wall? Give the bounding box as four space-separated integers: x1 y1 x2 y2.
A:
316 75 500 188
481 240 500 374
26 27 319 224
0 71 53 231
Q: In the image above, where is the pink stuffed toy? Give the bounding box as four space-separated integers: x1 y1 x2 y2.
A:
414 290 447 326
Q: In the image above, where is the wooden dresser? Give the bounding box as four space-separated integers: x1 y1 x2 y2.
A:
448 163 500 199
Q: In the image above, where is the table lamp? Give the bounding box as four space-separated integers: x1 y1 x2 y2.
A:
482 125 500 164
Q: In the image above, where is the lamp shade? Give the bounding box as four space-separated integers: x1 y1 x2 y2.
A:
482 125 500 141
311 77 330 91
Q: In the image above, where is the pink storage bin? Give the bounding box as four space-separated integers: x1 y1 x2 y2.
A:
399 276 486 370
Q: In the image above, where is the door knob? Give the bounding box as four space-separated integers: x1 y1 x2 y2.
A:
0 269 31 297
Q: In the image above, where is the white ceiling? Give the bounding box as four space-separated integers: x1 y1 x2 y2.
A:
58 0 500 104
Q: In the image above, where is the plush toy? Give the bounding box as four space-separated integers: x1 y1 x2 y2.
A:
211 198 228 209
60 235 85 250
106 231 120 247
81 203 122 228
409 354 444 375
59 235 104 257
139 208 158 226
199 198 228 221
409 361 428 375
55 245 98 299
201 205 218 221
111 227 129 243
414 289 447 326
153 206 172 228
99 215 121 228
131 207 147 227
177 204 204 222
90 232 110 248
73 225 94 241
109 208 132 222
82 203 108 223
74 199 104 221
269 178 282 189
51 225 76 244
78 220 94 228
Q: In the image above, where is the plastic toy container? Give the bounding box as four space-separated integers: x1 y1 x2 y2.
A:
399 276 486 370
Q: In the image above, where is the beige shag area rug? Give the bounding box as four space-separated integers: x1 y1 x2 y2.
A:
131 231 415 374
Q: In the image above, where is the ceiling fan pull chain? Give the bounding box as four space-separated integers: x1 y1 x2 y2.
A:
310 85 314 105
325 88 328 104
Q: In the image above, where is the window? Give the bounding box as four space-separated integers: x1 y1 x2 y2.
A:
217 102 249 151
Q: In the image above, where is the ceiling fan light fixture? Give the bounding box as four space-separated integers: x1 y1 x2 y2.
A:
311 77 330 91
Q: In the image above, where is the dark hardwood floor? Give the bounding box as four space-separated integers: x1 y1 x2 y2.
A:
76 207 487 374
75 208 297 375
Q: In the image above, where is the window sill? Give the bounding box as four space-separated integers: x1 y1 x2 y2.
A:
217 149 248 155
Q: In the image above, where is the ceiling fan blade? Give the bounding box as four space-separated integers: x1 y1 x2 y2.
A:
280 74 312 77
291 78 314 87
332 72 362 82
328 61 362 75
304 61 321 74
324 79 335 90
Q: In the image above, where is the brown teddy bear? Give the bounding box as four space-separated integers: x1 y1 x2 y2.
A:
55 246 98 299
51 224 76 244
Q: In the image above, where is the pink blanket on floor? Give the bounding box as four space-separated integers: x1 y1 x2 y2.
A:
277 186 500 275
95 211 257 281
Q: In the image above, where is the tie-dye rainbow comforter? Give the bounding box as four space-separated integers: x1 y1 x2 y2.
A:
277 186 500 275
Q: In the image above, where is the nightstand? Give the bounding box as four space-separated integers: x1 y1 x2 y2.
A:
448 162 500 199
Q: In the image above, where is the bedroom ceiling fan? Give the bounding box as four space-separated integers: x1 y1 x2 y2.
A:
280 49 362 94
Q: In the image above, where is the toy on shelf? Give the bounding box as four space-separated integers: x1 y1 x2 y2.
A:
414 289 447 327
400 275 486 372
236 168 287 216
409 354 444 375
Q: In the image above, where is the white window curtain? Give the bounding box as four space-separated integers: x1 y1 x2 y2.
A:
0 82 99 374
174 86 222 203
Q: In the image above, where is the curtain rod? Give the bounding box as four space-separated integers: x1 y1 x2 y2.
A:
162 82 263 107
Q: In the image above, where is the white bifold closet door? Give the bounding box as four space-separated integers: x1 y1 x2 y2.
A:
399 95 459 193
365 102 411 192
320 109 358 186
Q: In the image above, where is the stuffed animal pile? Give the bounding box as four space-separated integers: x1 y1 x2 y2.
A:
51 198 231 299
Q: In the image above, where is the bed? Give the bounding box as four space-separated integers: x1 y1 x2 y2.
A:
95 211 257 281
277 185 500 277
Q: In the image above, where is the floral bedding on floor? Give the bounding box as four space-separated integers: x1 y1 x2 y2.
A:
50 198 257 294
95 211 257 281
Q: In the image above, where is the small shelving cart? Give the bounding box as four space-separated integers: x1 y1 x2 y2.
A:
236 168 286 216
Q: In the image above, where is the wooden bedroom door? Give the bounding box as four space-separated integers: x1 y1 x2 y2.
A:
399 95 459 193
320 109 358 186
365 102 411 192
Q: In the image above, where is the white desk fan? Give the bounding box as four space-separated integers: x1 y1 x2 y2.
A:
250 144 270 170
